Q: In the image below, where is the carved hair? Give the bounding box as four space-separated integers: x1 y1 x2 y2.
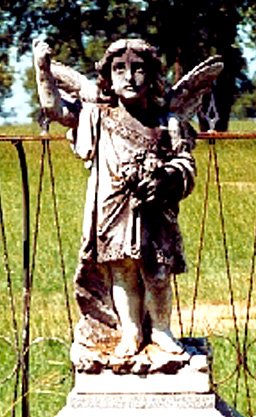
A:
96 38 165 106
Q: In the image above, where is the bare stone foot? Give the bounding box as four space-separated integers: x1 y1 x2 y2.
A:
114 334 142 358
151 328 186 355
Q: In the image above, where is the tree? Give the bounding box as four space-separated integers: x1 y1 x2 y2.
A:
0 7 14 116
141 0 248 130
0 59 13 115
1 0 255 127
231 74 256 118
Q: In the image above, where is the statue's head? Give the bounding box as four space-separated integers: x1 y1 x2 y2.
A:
96 38 164 106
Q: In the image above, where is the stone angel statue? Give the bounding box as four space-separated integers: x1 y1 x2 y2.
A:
33 38 223 372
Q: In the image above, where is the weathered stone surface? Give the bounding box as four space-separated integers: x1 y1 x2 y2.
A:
67 391 215 409
71 332 211 376
56 408 231 417
55 393 243 416
75 371 210 394
54 338 244 417
55 394 244 417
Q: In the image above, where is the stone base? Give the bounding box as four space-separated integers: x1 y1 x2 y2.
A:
54 373 244 417
75 370 209 394
67 390 215 409
55 394 242 417
54 337 244 417
56 405 222 417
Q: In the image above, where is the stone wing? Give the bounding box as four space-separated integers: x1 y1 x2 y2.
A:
169 55 224 119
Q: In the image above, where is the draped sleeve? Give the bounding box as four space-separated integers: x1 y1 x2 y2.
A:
67 103 100 167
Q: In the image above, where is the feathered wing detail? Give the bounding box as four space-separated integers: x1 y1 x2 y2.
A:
50 60 98 102
169 55 224 119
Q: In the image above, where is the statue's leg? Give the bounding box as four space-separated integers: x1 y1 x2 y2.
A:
111 258 144 357
142 264 184 354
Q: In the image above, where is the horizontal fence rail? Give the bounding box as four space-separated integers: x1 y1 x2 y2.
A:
0 131 255 417
1 131 256 141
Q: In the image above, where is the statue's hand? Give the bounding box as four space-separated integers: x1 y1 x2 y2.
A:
136 167 183 204
32 39 52 71
136 177 162 203
32 39 64 124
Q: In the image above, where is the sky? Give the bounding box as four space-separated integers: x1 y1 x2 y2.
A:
0 43 256 126
0 51 32 125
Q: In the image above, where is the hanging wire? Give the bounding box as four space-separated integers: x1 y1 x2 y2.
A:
243 223 256 362
30 141 46 288
14 141 31 417
244 370 253 417
45 141 74 343
0 190 21 417
197 89 246 410
200 89 243 405
28 140 74 390
212 142 243 408
243 224 256 417
173 274 184 338
189 88 218 337
176 89 219 339
212 144 241 346
189 144 212 337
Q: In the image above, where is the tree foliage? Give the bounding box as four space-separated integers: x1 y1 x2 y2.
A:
231 74 256 118
0 7 14 114
0 0 255 126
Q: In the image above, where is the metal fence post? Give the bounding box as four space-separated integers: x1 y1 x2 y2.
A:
14 141 30 417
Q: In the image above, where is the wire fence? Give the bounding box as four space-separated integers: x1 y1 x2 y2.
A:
0 132 255 417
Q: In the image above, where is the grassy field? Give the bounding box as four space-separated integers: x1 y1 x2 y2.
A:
0 121 255 417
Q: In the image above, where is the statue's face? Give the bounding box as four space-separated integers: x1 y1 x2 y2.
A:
111 49 149 104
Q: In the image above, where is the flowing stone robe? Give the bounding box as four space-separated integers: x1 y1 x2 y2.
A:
68 102 197 359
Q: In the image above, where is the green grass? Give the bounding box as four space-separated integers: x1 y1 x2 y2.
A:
0 121 256 417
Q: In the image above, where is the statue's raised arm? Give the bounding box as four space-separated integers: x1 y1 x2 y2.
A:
32 39 97 128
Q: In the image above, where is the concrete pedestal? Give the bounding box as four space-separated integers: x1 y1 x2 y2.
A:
55 372 243 417
54 338 243 417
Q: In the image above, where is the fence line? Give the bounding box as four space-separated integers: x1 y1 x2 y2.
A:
1 131 256 142
0 132 255 417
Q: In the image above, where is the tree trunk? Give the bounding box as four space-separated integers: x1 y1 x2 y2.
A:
173 57 183 84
